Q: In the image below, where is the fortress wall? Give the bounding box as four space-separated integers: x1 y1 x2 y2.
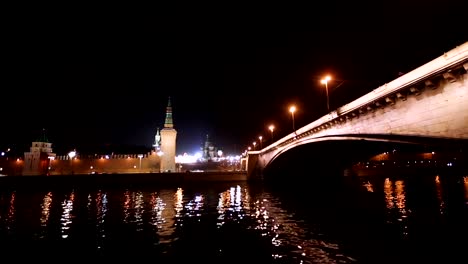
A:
0 154 161 176
49 154 162 175
0 158 24 176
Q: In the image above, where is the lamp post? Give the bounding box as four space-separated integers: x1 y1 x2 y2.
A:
68 150 76 175
321 75 331 112
138 154 143 171
258 136 263 149
268 125 275 140
289 106 296 133
47 156 55 175
253 141 257 150
156 151 163 173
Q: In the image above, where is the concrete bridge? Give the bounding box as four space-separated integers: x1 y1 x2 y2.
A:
244 41 468 179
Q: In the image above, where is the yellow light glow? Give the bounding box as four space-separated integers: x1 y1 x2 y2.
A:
464 176 468 202
320 75 331 84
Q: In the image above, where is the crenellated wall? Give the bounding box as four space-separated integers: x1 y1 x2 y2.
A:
1 151 164 176
0 157 24 176
49 152 163 175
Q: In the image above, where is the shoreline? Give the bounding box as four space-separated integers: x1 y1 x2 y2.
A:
0 171 248 188
349 165 468 177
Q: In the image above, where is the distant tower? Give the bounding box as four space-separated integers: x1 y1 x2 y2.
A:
159 97 177 172
23 129 56 176
153 127 161 152
202 134 216 160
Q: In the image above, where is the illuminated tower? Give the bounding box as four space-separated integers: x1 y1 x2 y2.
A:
23 129 56 175
153 127 161 152
160 97 177 172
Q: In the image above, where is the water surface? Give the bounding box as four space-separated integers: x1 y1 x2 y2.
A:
0 174 467 263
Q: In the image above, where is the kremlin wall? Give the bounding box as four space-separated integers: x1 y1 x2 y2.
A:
0 147 163 176
0 98 177 177
0 98 247 183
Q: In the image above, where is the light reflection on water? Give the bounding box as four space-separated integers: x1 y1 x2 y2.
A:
40 191 52 239
60 191 75 239
382 178 409 238
40 192 52 227
434 175 446 214
0 176 467 262
464 176 468 204
1 191 16 235
95 190 108 249
217 185 247 227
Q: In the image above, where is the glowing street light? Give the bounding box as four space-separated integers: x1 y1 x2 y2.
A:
268 125 275 140
68 150 76 175
253 141 257 150
321 75 331 112
258 136 263 149
156 151 164 173
48 156 55 173
289 106 296 133
138 154 144 171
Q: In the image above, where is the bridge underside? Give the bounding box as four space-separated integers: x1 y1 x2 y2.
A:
261 136 468 182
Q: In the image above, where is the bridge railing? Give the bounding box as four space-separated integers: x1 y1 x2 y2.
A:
338 41 467 117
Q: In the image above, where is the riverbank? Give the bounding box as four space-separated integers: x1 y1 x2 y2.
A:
348 165 468 178
0 171 248 189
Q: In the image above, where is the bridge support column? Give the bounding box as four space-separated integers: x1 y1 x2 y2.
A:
246 153 263 181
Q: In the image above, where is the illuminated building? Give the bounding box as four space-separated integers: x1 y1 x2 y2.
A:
159 97 177 172
201 134 218 161
2 98 178 176
22 129 56 176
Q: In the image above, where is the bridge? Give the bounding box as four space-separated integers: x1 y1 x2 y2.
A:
244 41 468 179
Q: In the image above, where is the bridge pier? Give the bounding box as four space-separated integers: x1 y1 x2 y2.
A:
245 152 264 181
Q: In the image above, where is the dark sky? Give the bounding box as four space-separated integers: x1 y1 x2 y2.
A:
2 1 467 156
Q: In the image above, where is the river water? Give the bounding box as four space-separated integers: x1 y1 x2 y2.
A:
0 173 467 263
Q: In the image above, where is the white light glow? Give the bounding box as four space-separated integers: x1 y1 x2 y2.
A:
176 153 202 164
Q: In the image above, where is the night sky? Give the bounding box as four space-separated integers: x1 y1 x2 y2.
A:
2 1 467 156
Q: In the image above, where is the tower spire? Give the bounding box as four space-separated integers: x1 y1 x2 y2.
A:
164 97 174 128
38 128 49 143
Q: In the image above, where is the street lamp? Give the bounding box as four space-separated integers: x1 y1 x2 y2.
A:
258 136 263 149
47 156 55 174
68 150 76 175
321 75 331 112
156 151 164 173
289 106 296 133
268 125 275 140
138 154 143 171
253 141 257 150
